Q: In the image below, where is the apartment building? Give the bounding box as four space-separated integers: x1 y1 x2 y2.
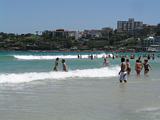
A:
117 18 143 32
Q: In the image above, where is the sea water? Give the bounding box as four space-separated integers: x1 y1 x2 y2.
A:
0 51 160 120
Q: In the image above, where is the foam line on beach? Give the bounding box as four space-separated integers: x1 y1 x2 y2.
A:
0 66 119 84
136 107 160 113
13 53 111 60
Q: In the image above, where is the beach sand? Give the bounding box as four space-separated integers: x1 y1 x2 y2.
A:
0 76 160 120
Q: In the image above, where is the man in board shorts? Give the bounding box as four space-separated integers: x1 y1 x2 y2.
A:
119 57 127 83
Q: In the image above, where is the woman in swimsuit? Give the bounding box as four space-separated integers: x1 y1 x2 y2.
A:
135 60 143 76
143 59 151 75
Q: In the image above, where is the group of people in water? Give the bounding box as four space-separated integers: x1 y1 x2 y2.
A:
53 58 68 72
53 53 154 83
119 54 153 83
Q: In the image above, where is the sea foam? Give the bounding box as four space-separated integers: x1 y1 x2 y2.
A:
0 66 119 84
136 107 160 112
13 53 112 60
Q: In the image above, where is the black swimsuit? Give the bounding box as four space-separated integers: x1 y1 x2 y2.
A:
144 64 149 71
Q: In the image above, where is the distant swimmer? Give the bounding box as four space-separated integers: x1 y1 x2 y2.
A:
126 59 131 75
152 54 155 60
130 54 135 59
116 54 119 58
53 58 59 71
94 55 98 59
91 54 93 60
138 56 142 61
78 54 80 59
80 55 82 59
119 58 127 83
62 59 68 72
78 54 82 59
135 59 143 76
143 59 151 75
112 55 115 59
147 54 151 60
103 58 109 66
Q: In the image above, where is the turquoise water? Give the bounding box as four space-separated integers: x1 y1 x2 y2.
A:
0 51 159 73
0 51 160 120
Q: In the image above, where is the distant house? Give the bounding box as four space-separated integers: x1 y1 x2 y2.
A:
155 36 160 44
142 36 160 51
53 29 69 38
83 30 102 38
143 36 155 47
52 29 78 39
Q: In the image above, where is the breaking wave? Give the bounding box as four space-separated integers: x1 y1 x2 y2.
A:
13 53 113 60
0 66 119 84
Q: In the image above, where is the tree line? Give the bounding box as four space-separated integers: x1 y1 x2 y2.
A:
0 24 160 51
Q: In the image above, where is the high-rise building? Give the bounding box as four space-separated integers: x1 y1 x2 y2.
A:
117 18 143 32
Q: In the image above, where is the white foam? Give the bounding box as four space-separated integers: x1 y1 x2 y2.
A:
13 53 108 60
0 66 119 84
136 107 160 112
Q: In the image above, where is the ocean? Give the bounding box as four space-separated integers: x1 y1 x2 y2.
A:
0 51 160 120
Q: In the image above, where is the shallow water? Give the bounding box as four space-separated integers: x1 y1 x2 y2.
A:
0 51 160 120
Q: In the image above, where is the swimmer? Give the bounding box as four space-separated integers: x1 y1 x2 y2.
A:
126 59 131 75
103 58 109 66
135 59 143 76
62 59 68 72
143 59 151 75
53 58 59 71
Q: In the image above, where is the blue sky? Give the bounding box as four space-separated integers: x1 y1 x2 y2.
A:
0 0 160 33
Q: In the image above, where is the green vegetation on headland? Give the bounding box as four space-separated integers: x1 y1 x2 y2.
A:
0 24 160 51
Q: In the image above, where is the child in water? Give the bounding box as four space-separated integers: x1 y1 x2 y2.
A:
62 59 68 72
143 59 151 75
126 59 131 75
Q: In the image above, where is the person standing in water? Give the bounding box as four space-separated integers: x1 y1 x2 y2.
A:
143 59 151 75
53 58 59 71
103 58 109 66
126 59 131 75
147 54 151 60
135 59 143 76
62 59 68 72
152 54 155 60
119 57 127 83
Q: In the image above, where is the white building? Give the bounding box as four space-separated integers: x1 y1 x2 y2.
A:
143 36 160 51
83 30 102 38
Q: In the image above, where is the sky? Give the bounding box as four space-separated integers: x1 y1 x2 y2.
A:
0 0 160 33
